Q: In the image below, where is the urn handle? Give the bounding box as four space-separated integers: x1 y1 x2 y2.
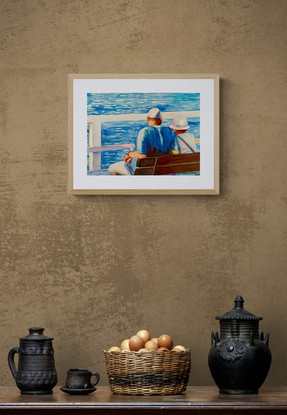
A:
8 347 20 379
90 371 100 387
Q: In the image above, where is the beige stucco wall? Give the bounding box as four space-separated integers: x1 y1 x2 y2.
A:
1 0 287 387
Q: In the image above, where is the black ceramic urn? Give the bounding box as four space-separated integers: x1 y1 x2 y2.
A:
8 327 58 394
208 296 271 394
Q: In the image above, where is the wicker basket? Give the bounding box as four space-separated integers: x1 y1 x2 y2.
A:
104 349 191 395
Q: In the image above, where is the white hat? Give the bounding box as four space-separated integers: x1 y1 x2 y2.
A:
169 118 190 130
147 108 162 119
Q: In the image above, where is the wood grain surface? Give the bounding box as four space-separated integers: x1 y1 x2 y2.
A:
0 386 287 414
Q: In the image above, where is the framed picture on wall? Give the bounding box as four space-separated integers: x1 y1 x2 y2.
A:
68 74 219 195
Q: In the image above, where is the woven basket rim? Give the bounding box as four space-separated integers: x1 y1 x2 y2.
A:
104 348 190 354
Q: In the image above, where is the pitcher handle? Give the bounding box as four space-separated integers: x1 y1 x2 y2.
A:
8 347 20 379
90 371 100 387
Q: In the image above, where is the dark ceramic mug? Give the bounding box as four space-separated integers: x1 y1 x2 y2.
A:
66 368 100 389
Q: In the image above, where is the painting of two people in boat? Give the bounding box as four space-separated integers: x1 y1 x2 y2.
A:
87 92 200 176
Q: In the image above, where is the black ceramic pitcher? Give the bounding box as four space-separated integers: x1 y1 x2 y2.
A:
8 327 58 394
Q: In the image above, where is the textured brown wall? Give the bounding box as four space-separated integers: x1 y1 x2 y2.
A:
1 0 287 387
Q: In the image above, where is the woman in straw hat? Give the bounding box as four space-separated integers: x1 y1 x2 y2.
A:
169 118 197 153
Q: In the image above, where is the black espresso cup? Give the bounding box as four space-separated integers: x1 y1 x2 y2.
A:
66 368 100 389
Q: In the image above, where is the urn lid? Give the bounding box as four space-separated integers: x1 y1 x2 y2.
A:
216 296 263 321
20 327 53 341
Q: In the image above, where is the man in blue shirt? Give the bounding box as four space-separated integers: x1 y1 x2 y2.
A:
109 108 180 175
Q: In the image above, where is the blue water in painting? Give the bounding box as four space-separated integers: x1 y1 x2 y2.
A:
87 93 200 115
87 93 200 172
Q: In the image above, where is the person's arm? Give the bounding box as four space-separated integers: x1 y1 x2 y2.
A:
168 129 181 155
124 128 148 164
124 151 147 164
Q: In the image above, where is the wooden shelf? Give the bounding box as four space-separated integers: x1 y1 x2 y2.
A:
0 386 287 414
